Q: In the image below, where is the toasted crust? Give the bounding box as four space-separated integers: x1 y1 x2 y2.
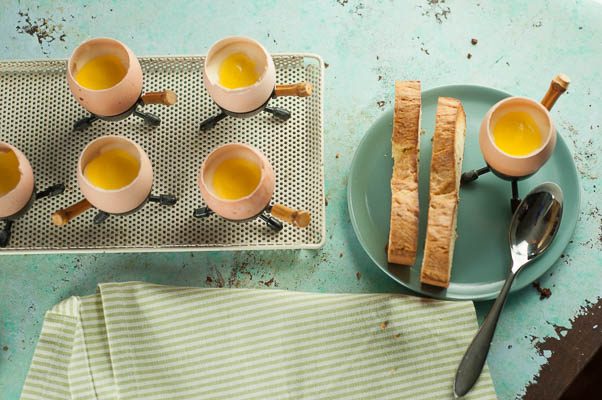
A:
388 81 421 266
419 193 457 287
420 97 466 287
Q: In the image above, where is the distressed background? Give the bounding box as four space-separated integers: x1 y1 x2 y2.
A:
1 1 601 399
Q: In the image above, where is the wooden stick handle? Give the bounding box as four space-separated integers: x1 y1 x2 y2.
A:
540 74 570 111
271 204 311 228
52 199 92 226
274 82 313 97
140 90 178 106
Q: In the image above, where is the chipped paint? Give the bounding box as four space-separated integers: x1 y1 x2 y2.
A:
523 297 602 399
1 1 602 399
14 9 71 55
419 0 452 24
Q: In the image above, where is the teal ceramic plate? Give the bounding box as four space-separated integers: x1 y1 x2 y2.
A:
348 85 580 301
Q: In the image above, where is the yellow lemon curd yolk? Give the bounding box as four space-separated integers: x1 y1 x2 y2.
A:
0 149 21 196
84 148 140 190
492 111 543 156
211 157 261 200
218 52 260 89
75 54 127 90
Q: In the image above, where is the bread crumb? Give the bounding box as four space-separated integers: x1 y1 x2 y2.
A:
380 321 389 330
471 38 478 45
393 333 401 339
532 281 552 299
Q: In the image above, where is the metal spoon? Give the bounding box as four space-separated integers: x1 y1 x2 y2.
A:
453 182 564 398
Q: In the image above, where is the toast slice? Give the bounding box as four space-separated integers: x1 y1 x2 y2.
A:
387 81 421 266
420 97 466 287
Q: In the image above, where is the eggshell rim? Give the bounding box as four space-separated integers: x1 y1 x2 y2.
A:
485 96 554 160
204 36 272 92
198 143 272 203
78 135 146 193
0 142 35 218
0 143 26 197
67 37 135 93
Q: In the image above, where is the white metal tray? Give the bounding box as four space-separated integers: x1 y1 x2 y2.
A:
0 54 325 254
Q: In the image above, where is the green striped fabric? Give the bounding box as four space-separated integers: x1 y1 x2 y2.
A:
21 282 497 399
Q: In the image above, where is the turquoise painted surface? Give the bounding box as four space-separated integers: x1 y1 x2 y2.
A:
0 1 601 399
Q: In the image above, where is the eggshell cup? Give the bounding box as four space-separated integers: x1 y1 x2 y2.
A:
0 142 35 219
479 96 556 178
77 136 153 214
67 37 143 117
203 36 276 114
198 143 275 221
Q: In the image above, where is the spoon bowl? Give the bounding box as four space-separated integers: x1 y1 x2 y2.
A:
454 182 563 398
510 183 563 270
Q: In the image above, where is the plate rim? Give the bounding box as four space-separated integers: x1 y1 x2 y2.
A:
347 83 581 301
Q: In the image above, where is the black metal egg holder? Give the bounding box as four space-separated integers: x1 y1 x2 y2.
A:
0 183 65 247
193 200 311 233
460 167 531 213
91 193 177 224
73 90 177 132
460 74 569 213
200 82 313 132
52 190 177 227
193 203 285 232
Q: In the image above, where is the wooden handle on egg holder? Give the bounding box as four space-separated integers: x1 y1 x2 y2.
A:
274 82 313 97
271 204 311 228
52 199 93 226
140 90 178 106
540 74 570 111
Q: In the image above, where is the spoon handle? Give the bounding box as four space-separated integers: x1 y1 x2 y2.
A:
453 270 517 397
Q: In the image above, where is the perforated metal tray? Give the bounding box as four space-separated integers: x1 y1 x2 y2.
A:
0 54 325 254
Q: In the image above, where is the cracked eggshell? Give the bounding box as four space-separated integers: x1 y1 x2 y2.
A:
0 142 34 219
67 37 143 117
203 36 276 114
77 135 153 214
479 96 556 178
198 143 275 221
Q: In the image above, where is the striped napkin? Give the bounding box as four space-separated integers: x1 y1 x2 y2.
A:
21 282 497 400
